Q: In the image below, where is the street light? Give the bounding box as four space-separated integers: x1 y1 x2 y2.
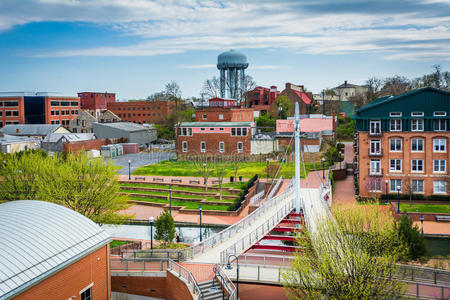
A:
209 272 225 300
420 214 424 235
169 185 172 216
199 205 203 242
322 158 326 179
385 180 389 205
128 160 131 180
149 217 154 256
225 254 239 298
397 185 401 213
266 158 269 180
203 163 207 185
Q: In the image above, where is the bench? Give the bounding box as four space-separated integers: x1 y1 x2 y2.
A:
153 178 164 182
189 180 200 184
435 215 450 222
171 179 182 183
134 176 146 181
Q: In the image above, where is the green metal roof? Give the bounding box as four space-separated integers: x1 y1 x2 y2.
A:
180 122 253 127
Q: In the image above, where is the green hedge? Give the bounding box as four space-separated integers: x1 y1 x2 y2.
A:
228 174 258 211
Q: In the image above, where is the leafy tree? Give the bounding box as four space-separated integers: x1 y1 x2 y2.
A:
322 145 342 165
255 113 276 132
395 214 428 260
154 210 176 243
271 95 292 119
411 65 450 91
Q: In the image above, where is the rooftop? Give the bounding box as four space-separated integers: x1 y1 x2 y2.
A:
180 122 253 127
0 200 110 298
1 124 67 136
0 92 78 98
276 118 334 133
42 133 96 143
94 122 150 132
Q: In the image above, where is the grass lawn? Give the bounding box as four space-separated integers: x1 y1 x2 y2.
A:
121 189 231 202
119 182 236 196
399 204 450 214
110 240 131 248
128 196 230 211
132 160 312 178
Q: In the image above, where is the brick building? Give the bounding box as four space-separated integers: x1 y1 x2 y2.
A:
78 92 116 110
276 83 313 116
0 200 111 299
107 100 176 125
0 92 80 127
69 110 121 133
208 97 237 108
177 122 253 155
353 87 449 198
195 107 254 122
247 86 280 115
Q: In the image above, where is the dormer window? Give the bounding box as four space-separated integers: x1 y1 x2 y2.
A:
411 111 424 117
434 111 447 117
390 112 402 117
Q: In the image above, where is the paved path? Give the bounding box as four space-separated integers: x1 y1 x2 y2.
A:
119 174 247 185
110 151 175 175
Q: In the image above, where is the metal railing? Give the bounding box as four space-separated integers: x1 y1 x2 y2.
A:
396 264 450 286
220 182 297 264
265 177 283 201
249 190 265 205
110 257 204 300
215 264 237 300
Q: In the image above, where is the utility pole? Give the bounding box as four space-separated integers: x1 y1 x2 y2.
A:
294 102 301 214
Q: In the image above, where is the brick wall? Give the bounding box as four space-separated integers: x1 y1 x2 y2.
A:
107 100 175 125
15 245 109 300
178 132 251 155
195 108 254 122
63 138 110 153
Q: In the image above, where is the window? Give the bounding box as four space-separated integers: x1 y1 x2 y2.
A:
73 128 77 133
434 181 446 194
433 139 446 152
433 160 446 172
4 101 18 107
182 128 187 136
219 141 225 153
369 178 381 192
411 111 424 117
80 287 92 300
390 159 401 172
237 128 242 136
71 101 78 106
61 101 69 106
51 101 59 106
412 180 424 193
411 119 424 131
433 119 447 131
231 128 236 136
243 128 247 136
210 128 214 131
370 140 381 154
219 114 224 120
188 128 192 136
390 119 402 131
411 159 424 172
237 142 243 153
76 119 80 126
369 120 381 135
202 114 207 120
200 128 205 131
219 128 224 131
182 141 188 152
369 160 381 175
0 111 2 116
82 120 86 127
390 179 402 192
434 111 447 116
61 110 65 115
200 141 206 153
390 112 402 117
411 138 423 152
390 139 402 152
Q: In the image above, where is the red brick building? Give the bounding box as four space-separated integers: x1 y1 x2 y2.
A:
107 100 176 125
177 122 253 155
0 200 111 300
0 92 80 127
78 92 116 110
276 83 313 116
195 107 254 122
247 86 280 114
208 97 237 108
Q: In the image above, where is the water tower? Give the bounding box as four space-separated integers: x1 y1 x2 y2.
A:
217 49 249 101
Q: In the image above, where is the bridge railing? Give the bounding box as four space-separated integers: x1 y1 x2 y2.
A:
215 264 237 300
220 183 297 264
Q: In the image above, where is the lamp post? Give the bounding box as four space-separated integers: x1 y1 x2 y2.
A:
209 271 225 300
420 214 424 235
169 185 172 216
278 106 283 119
199 205 203 242
385 180 389 205
266 158 269 180
225 254 239 298
322 158 325 179
397 185 401 213
149 217 154 256
128 160 131 180
203 163 207 185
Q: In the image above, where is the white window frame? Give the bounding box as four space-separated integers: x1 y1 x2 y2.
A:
200 141 206 153
390 179 402 192
411 111 424 117
433 119 447 131
237 142 243 153
370 140 381 154
433 139 446 152
411 159 424 172
369 160 381 175
411 138 424 152
411 119 424 131
412 180 424 193
182 141 188 152
390 119 402 131
369 120 381 135
433 159 446 173
433 181 446 194
202 114 207 120
390 112 402 117
369 178 382 192
219 141 225 153
390 138 402 152
390 159 402 172
434 111 447 117
219 114 224 120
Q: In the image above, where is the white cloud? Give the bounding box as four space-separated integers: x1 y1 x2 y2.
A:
1 0 449 60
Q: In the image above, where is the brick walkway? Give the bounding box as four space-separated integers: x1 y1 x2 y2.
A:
412 221 450 235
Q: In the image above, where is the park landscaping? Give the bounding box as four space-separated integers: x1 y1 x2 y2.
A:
397 203 450 214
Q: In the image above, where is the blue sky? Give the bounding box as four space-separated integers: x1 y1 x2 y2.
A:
0 0 449 100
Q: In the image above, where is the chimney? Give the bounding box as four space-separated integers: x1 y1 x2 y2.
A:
344 80 347 85
16 128 19 134
285 83 292 90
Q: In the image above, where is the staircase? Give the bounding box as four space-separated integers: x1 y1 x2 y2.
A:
198 279 227 300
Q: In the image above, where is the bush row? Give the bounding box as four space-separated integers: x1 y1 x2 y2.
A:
228 174 259 211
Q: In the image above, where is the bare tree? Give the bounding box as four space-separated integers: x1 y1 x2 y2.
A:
380 75 411 96
165 81 182 100
200 76 221 100
189 153 214 191
230 153 243 180
212 154 228 201
348 77 383 108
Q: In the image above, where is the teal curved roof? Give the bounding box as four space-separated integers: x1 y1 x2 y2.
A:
0 200 111 299
217 49 248 69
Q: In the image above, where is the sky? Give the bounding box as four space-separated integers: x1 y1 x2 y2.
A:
0 0 449 100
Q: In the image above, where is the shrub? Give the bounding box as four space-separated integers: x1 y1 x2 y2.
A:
228 174 258 211
395 214 428 260
154 210 176 243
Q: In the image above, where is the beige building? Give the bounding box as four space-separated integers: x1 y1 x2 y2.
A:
69 110 121 133
334 80 368 101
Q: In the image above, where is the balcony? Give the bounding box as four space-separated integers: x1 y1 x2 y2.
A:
369 168 383 176
369 149 383 157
